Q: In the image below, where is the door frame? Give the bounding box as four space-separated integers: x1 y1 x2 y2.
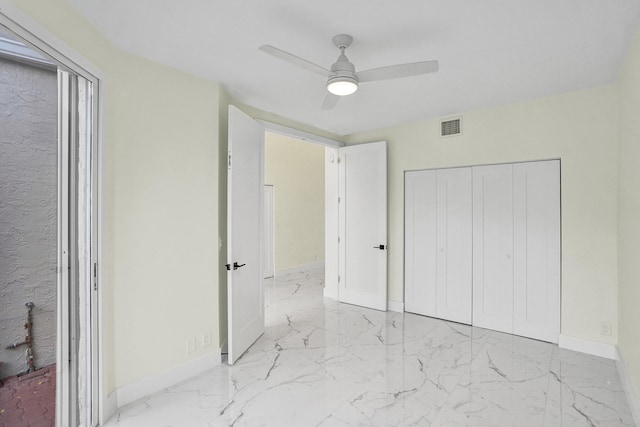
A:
402 158 562 341
257 122 388 308
0 8 105 427
263 184 275 279
258 121 343 301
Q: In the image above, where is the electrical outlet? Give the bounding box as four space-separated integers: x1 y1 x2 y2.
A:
202 332 212 348
186 337 197 354
601 322 612 337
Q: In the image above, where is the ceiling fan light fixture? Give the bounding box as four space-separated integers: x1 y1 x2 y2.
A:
327 75 358 96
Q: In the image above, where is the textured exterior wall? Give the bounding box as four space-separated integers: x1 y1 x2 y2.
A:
0 57 57 378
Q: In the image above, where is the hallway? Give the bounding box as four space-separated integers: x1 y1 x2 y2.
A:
105 265 634 426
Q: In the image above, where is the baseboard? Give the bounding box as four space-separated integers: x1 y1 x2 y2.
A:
558 334 617 359
387 300 404 313
276 261 325 276
100 390 118 425
323 287 338 300
115 351 221 408
616 347 640 425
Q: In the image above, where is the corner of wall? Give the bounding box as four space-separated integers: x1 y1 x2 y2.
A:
114 352 222 412
616 347 640 425
616 23 640 423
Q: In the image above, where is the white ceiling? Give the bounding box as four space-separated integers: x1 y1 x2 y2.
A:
69 0 640 136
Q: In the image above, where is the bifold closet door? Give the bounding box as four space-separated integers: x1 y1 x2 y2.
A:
406 160 560 342
472 164 514 334
404 168 472 324
436 168 472 324
405 170 438 317
513 160 560 343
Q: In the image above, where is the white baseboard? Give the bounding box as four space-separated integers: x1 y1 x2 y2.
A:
100 390 118 425
276 261 325 276
115 351 221 409
558 334 617 359
616 347 640 425
323 287 338 300
387 300 404 313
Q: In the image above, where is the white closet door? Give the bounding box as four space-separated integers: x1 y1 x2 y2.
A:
404 170 438 317
436 168 472 324
513 160 561 343
472 164 514 334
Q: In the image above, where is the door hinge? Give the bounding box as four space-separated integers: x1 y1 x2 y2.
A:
338 236 340 243
93 262 98 291
338 197 341 203
338 275 341 283
228 152 232 169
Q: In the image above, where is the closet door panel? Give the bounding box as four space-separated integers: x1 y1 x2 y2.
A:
404 170 437 317
513 160 560 343
436 168 473 324
472 164 514 333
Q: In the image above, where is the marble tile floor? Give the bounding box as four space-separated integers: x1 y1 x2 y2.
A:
105 266 635 426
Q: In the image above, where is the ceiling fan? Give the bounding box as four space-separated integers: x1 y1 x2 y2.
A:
259 34 439 109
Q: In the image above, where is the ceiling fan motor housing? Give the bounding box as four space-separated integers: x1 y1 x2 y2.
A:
327 48 359 95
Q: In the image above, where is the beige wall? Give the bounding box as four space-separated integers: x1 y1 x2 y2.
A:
345 85 620 345
4 0 222 396
265 133 325 271
618 28 640 399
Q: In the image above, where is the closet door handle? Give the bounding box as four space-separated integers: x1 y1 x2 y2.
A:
373 244 386 250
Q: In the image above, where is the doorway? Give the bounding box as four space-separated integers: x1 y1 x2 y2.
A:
263 132 326 277
0 19 101 427
225 107 388 363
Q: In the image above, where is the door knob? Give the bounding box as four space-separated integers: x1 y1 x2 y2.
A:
225 262 247 271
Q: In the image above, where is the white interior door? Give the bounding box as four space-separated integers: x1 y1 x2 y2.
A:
227 106 264 364
404 170 438 317
338 141 387 311
436 167 473 324
513 160 561 342
263 185 275 279
472 163 514 333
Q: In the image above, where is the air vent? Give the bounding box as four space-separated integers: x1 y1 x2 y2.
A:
441 118 462 137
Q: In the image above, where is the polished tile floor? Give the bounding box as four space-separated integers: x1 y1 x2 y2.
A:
105 266 635 426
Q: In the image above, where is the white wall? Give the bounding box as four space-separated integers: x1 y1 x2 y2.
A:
345 85 620 345
617 27 640 402
264 132 325 271
4 0 222 398
0 57 57 377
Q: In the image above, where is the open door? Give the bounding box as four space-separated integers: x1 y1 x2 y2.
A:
227 106 265 364
338 141 388 311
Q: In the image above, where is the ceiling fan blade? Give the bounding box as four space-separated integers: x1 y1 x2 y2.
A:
321 93 340 110
259 45 329 77
356 60 439 83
